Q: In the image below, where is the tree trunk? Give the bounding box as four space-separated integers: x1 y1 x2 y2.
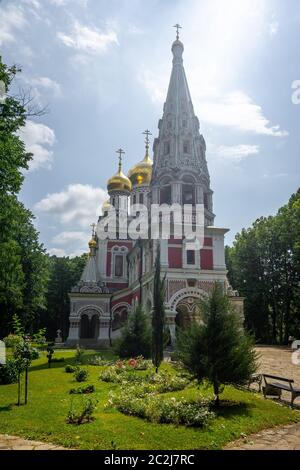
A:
25 367 28 404
271 304 277 344
213 381 220 407
17 372 21 406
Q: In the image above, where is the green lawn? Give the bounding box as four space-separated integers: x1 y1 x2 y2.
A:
0 349 299 450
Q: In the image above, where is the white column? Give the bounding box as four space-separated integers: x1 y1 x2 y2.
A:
98 316 110 341
67 318 80 341
213 235 226 270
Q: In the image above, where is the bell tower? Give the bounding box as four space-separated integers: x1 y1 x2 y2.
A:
151 26 214 226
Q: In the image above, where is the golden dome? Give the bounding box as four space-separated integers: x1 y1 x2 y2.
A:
107 168 132 193
88 237 97 249
102 199 111 213
128 152 153 186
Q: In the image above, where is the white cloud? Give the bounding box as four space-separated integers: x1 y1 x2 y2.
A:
50 231 90 257
52 231 87 245
35 184 107 228
47 247 67 257
262 172 288 179
138 68 167 105
211 144 260 162
22 0 40 8
0 5 26 46
57 21 118 55
30 77 62 97
198 91 288 137
19 120 56 171
50 0 88 6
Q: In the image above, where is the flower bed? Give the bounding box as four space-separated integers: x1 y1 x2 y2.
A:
107 391 214 427
100 368 190 393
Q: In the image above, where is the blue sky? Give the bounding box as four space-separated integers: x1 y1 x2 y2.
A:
1 0 299 256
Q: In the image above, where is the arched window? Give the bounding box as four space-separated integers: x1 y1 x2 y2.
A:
183 140 190 154
163 141 170 155
186 250 195 265
112 246 128 278
160 185 172 204
182 184 195 204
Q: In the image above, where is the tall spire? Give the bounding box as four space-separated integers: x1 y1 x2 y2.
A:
152 26 210 182
151 27 214 224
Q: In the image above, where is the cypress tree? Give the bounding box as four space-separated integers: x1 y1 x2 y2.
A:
152 243 166 373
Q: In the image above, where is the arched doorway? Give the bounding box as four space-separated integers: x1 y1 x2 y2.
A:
79 310 100 339
80 314 90 339
175 304 191 330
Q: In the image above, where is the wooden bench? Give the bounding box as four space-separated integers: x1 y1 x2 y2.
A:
262 374 300 408
247 373 262 392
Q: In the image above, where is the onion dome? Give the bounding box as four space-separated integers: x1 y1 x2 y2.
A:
128 130 153 186
107 148 132 193
102 199 111 213
128 153 153 186
88 237 97 250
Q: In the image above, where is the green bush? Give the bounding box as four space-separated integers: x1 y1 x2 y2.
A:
74 367 89 382
74 346 84 364
0 359 19 385
65 364 76 373
3 334 23 351
114 306 151 359
69 384 95 394
66 397 98 424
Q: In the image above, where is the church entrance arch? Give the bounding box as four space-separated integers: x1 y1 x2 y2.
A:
78 307 102 339
169 287 207 333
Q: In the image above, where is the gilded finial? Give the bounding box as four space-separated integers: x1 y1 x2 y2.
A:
116 148 125 173
173 23 182 40
142 129 152 157
90 223 96 237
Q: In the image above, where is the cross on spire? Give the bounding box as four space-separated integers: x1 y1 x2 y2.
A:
142 129 152 155
173 23 182 40
90 223 96 237
116 148 125 172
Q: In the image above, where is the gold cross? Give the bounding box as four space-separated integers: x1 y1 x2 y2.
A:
90 223 96 237
142 129 152 154
116 148 125 171
173 23 182 40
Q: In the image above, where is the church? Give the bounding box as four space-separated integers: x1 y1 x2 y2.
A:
66 28 244 348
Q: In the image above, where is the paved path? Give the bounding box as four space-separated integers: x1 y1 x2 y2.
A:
0 434 66 450
225 423 300 450
225 345 300 450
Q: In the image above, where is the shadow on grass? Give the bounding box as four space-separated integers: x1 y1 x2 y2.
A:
211 400 252 419
29 361 68 372
0 404 14 412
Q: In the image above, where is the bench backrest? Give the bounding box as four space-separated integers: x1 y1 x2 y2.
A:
263 374 294 386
